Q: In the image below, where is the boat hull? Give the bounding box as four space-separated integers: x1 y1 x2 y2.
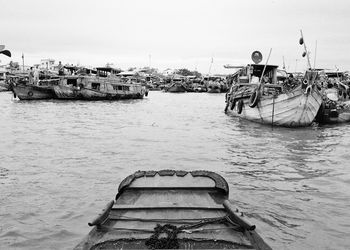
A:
315 101 350 124
53 85 81 99
12 85 55 100
207 83 221 93
74 170 271 250
166 83 187 93
0 82 10 92
80 88 144 100
226 86 323 127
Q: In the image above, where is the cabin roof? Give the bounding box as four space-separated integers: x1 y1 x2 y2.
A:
96 67 120 72
248 64 279 69
64 66 78 70
118 71 138 76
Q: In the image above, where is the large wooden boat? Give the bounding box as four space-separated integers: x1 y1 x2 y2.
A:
79 79 146 100
79 67 147 100
225 64 323 127
53 67 147 100
74 170 271 250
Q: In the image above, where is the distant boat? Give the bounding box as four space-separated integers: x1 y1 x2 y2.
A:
207 80 221 93
74 170 271 250
165 77 188 93
225 64 323 127
54 67 147 100
204 76 227 93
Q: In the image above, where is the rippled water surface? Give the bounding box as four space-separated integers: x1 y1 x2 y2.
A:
1 91 350 250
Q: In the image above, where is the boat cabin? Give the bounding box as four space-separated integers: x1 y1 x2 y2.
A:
203 76 224 82
96 67 121 77
173 78 185 83
249 64 278 84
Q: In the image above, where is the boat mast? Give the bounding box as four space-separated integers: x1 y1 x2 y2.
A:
208 57 213 75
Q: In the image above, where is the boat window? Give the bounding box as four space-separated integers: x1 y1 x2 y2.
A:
92 82 100 90
123 86 130 91
117 86 123 90
97 70 108 77
67 78 77 86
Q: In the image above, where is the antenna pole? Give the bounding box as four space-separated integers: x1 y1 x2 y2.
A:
314 40 317 69
208 57 213 74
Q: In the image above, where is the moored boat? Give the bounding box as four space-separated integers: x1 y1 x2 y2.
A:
12 77 58 100
58 67 147 100
315 87 350 124
74 170 271 250
79 79 147 100
225 63 323 127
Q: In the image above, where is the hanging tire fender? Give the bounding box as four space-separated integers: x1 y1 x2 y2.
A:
230 98 236 110
28 91 33 97
249 89 260 108
237 99 244 114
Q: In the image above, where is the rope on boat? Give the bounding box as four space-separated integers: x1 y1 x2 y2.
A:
144 216 233 249
272 95 275 129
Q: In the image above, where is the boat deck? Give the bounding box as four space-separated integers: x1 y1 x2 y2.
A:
74 170 271 250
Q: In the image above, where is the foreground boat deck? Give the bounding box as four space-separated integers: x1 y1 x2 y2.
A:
74 170 271 250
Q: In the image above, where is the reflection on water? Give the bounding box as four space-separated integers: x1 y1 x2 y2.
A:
0 91 349 250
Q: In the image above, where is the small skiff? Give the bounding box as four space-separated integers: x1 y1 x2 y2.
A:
74 170 271 250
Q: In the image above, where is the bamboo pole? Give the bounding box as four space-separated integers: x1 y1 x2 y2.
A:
300 30 312 69
259 48 272 87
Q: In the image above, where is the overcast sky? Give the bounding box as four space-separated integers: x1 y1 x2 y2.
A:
1 0 350 74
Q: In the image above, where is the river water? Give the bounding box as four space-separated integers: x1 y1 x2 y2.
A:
0 91 349 250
